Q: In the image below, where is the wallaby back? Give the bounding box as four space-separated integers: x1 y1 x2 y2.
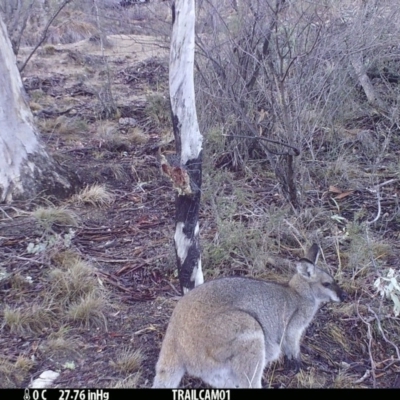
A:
153 244 345 388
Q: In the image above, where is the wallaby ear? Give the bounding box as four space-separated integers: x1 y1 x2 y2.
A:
296 259 316 279
305 243 319 264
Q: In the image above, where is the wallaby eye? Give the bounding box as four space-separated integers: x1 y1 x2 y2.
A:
322 282 330 288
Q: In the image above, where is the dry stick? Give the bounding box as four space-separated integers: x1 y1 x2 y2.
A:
93 0 116 117
0 207 14 220
19 0 72 73
357 302 376 387
368 305 400 361
366 188 381 225
373 178 399 189
8 0 35 55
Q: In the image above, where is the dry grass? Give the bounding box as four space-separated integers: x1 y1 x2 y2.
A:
39 116 89 136
32 206 79 228
49 259 99 304
47 13 97 45
293 368 327 388
14 356 35 374
331 369 365 388
73 184 115 207
51 250 81 269
144 94 170 128
111 347 145 374
112 373 142 388
67 292 108 329
48 255 108 329
9 274 32 291
108 164 128 181
1 248 110 380
94 122 149 152
40 338 80 359
2 304 56 334
0 355 35 389
126 127 149 145
325 322 351 351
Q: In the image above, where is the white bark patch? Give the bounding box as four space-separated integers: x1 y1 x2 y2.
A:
0 17 44 201
183 286 190 294
174 221 192 263
0 17 73 202
191 258 204 286
169 0 202 165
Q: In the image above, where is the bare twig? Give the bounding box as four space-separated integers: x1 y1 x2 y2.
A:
8 0 35 55
221 134 300 156
366 188 381 225
93 0 117 118
19 0 72 72
373 178 399 189
368 306 400 360
357 302 376 387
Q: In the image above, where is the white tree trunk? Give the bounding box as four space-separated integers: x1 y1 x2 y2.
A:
0 16 75 203
165 0 204 293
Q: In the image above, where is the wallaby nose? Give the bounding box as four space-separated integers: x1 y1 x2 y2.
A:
338 288 347 302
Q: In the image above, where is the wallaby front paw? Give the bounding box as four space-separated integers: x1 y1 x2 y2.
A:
284 356 302 373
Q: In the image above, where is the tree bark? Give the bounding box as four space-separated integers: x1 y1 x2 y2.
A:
0 15 77 203
166 0 203 293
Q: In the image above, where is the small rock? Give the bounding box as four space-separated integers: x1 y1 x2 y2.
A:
30 370 60 389
119 117 137 127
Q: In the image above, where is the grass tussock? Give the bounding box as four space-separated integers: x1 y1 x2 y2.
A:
293 368 327 388
49 257 101 306
73 184 115 207
112 373 142 388
110 347 145 373
14 355 35 374
47 15 97 45
67 292 108 329
126 127 148 145
41 336 80 360
331 369 365 388
39 116 88 135
2 304 56 334
325 322 350 351
51 250 82 269
2 251 110 337
109 164 128 181
0 356 35 389
144 94 170 128
9 274 32 291
32 206 80 228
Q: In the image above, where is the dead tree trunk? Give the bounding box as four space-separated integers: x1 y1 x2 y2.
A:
0 15 77 203
162 0 204 293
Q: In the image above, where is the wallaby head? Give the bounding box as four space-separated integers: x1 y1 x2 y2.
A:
153 244 345 388
290 243 345 304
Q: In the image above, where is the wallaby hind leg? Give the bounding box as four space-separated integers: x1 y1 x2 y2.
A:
152 340 185 388
199 314 267 388
226 335 281 388
153 365 185 388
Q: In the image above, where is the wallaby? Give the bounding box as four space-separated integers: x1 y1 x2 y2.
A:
153 244 345 388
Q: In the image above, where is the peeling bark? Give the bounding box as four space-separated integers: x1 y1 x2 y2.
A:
0 15 77 203
169 0 203 293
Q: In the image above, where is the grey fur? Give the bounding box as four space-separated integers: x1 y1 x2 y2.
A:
153 244 345 388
